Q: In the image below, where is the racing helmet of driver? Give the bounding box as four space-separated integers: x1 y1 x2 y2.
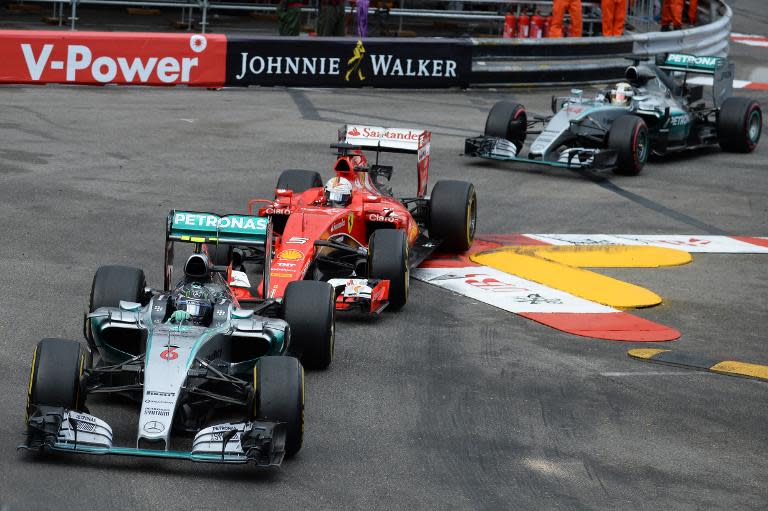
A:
610 82 634 105
324 177 353 207
173 282 214 325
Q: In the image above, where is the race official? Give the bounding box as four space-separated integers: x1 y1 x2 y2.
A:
661 0 683 31
549 0 583 38
685 0 698 25
319 0 346 37
277 0 305 36
601 0 627 37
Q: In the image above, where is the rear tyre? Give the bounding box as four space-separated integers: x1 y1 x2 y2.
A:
282 281 334 370
429 180 477 252
718 97 762 153
27 338 87 420
369 229 409 311
252 356 304 457
205 244 232 267
484 100 527 151
85 266 146 349
608 115 648 176
276 170 323 195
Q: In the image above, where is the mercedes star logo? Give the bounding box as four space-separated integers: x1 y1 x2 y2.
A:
143 421 165 434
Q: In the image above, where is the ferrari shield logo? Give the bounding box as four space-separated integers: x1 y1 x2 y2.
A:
347 213 354 233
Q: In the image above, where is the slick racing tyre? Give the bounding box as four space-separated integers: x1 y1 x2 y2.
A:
718 97 762 153
283 281 334 370
429 180 477 252
252 356 304 457
608 115 648 176
27 338 88 420
369 229 409 311
205 244 233 268
85 266 146 350
276 170 323 195
484 100 527 152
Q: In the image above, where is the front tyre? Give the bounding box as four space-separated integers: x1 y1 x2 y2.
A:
369 229 409 311
718 97 762 153
27 338 88 421
484 100 527 151
429 180 477 252
282 281 334 370
252 356 304 457
85 266 146 349
608 115 648 176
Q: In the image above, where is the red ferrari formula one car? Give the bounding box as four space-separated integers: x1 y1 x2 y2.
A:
234 125 477 313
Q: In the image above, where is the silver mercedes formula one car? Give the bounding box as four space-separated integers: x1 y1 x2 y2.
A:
21 210 336 467
465 53 762 176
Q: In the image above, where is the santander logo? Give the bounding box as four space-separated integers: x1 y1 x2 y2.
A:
348 127 361 136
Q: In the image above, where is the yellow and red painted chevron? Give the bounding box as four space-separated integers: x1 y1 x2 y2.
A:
414 235 768 342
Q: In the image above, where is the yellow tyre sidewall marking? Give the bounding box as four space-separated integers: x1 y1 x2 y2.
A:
25 346 38 422
471 245 692 309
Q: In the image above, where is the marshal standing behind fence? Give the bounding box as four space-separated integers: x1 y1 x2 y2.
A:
549 0 583 37
601 0 627 36
319 0 346 36
277 0 306 36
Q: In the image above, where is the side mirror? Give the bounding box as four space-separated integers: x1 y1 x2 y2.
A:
232 308 254 319
119 301 142 312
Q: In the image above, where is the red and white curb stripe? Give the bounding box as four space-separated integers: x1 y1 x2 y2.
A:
412 265 679 342
687 76 768 90
521 234 768 253
731 33 768 48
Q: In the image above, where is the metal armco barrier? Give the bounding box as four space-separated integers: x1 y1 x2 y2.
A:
0 1 732 88
471 0 731 86
226 37 472 88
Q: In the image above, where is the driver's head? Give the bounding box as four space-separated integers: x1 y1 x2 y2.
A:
324 177 353 207
184 253 212 282
611 82 633 105
172 282 214 325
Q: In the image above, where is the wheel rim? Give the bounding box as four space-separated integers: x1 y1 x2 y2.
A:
748 109 762 143
466 194 477 246
635 128 648 163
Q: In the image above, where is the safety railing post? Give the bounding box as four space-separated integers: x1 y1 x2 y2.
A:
200 0 208 34
70 0 77 30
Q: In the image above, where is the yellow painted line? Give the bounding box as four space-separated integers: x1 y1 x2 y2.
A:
496 245 692 268
472 250 663 308
628 348 670 360
710 361 768 381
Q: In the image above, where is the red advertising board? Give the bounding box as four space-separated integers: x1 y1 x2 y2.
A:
0 30 226 86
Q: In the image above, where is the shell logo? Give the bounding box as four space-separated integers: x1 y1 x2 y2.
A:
277 249 303 260
190 35 207 53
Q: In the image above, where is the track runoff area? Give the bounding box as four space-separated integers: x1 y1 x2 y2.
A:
3 32 768 511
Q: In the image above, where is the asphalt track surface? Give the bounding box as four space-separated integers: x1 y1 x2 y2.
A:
1 9 768 511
